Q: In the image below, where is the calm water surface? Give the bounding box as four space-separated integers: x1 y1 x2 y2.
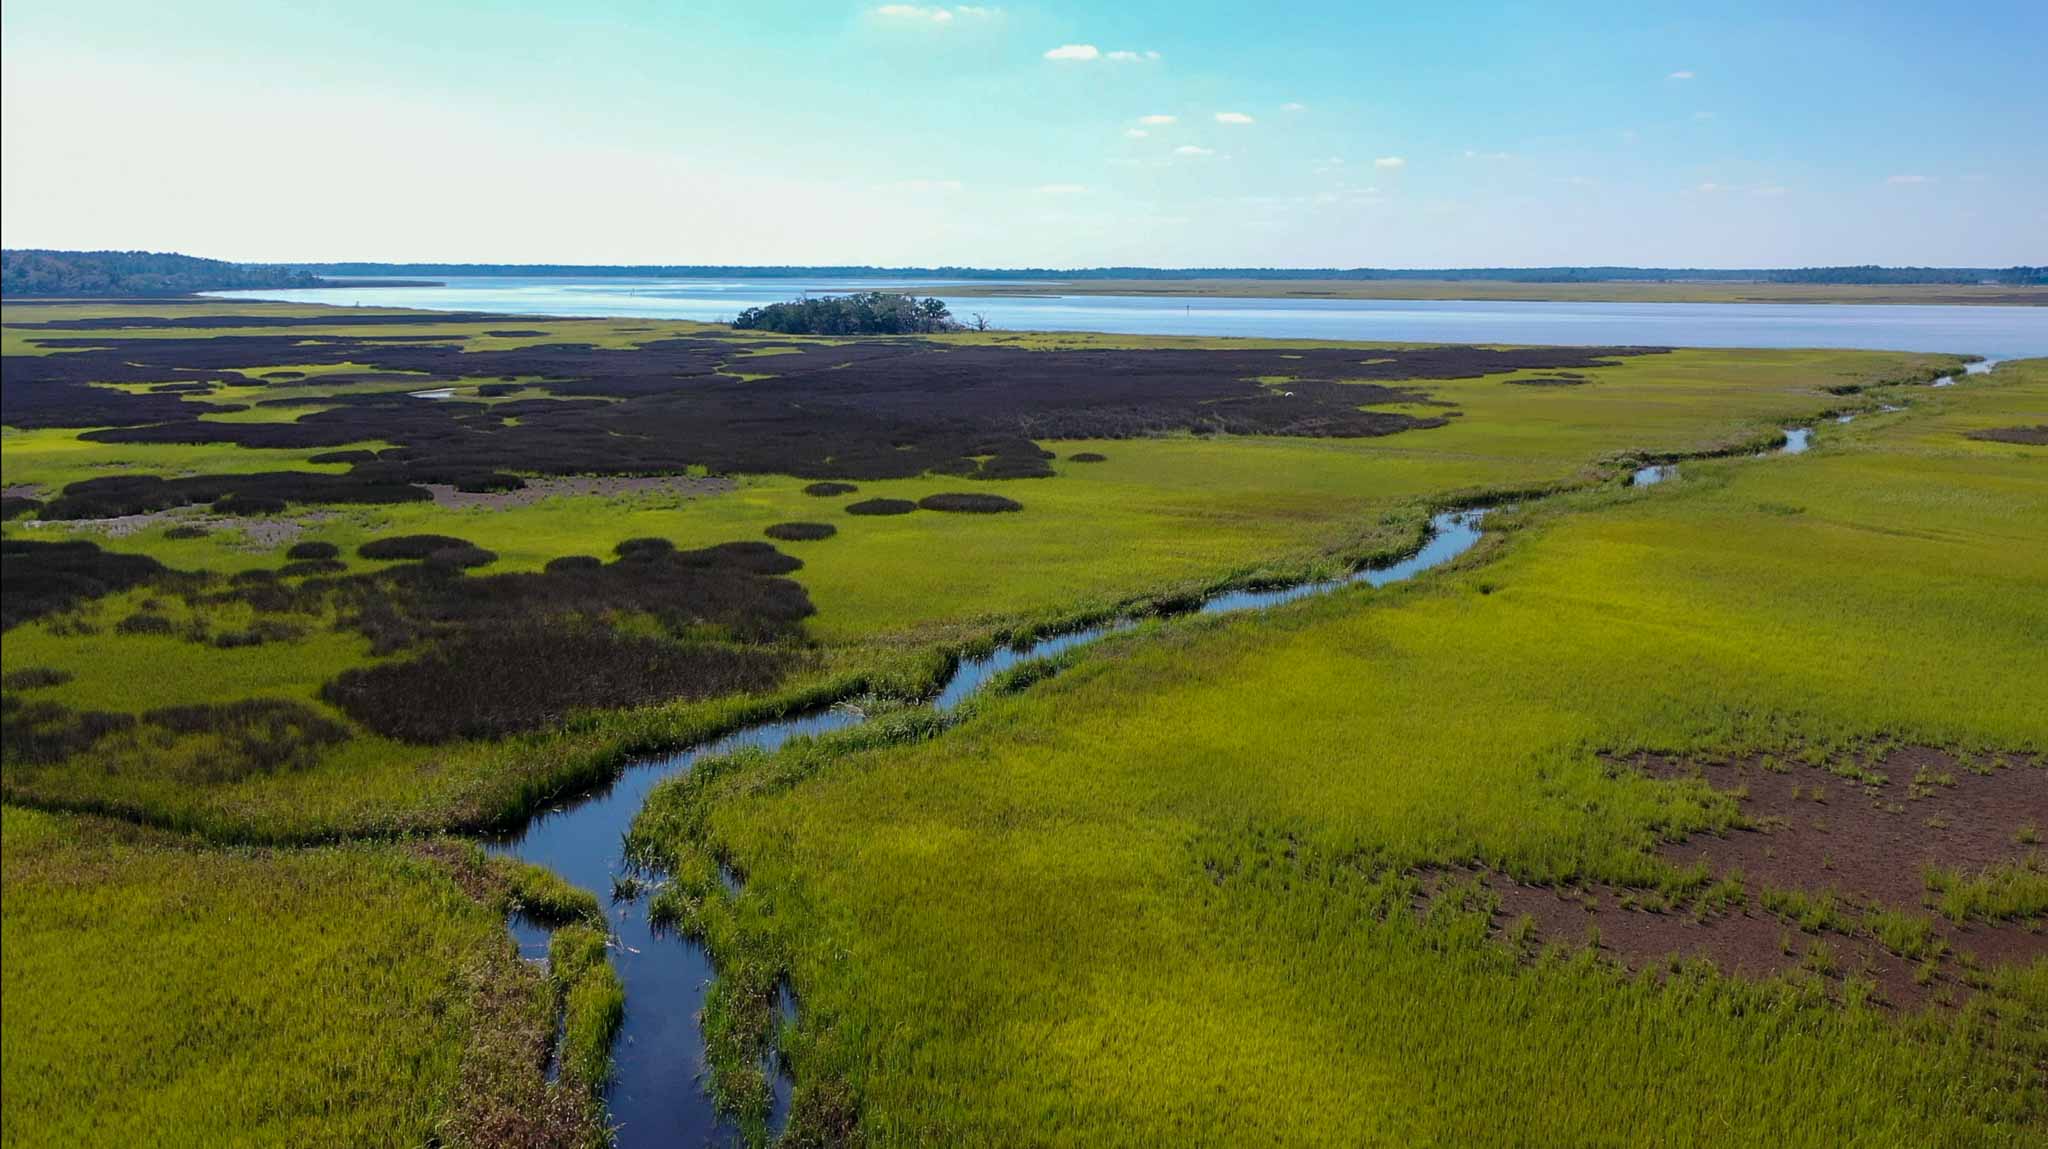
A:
210 276 2048 356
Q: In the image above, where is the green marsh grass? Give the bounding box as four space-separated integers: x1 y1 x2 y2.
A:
0 807 604 1148
630 360 2047 1145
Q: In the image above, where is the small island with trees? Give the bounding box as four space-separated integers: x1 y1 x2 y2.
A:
731 291 977 335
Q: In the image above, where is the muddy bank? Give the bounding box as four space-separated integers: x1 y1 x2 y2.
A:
16 506 330 546
1442 747 2045 1012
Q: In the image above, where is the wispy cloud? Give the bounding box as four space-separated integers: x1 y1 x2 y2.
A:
1693 180 1788 196
1373 155 1406 169
873 5 999 23
1668 70 1696 80
1124 128 1148 138
1046 44 1158 62
1463 149 1511 161
1280 101 1306 112
1036 183 1088 195
1174 144 1215 157
1886 173 1934 185
1214 111 1255 125
1138 114 1177 125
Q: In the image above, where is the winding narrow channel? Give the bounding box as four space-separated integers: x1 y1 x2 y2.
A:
481 412 1853 1144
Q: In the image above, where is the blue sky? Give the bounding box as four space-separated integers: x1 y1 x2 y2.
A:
3 1 2043 266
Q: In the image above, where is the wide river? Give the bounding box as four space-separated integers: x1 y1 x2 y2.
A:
211 276 2048 357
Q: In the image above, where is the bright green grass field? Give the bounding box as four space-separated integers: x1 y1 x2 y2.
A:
654 361 2047 1146
0 807 534 1148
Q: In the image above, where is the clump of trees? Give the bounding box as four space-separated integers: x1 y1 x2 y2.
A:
1 249 324 297
731 292 959 335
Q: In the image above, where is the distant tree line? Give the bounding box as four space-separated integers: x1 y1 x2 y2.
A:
1766 265 2046 285
731 292 961 335
1 250 325 297
9 250 2040 294
289 261 2048 285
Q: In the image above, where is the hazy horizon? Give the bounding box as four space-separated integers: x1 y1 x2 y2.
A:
5 1 2046 267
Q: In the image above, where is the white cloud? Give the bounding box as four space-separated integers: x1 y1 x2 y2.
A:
1668 70 1695 80
873 5 999 23
1124 128 1148 138
1463 149 1511 161
1280 102 1306 112
1373 155 1406 169
1174 144 1215 157
1214 112 1255 125
1044 44 1099 60
1036 183 1088 195
1138 114 1177 125
1103 49 1161 62
1887 173 1933 185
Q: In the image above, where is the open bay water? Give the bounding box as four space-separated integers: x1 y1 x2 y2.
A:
211 276 2048 357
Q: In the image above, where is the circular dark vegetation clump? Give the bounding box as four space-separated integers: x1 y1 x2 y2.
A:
279 558 347 577
2 667 74 691
845 498 917 516
545 554 604 573
116 612 176 636
163 525 209 540
212 494 286 515
359 534 479 562
286 540 339 561
764 521 837 542
918 493 1023 514
614 537 676 561
424 544 497 570
804 482 859 497
1067 452 1109 463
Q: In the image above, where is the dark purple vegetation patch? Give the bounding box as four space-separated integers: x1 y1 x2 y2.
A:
1 538 168 631
845 498 916 516
2 320 1668 515
764 522 837 541
321 623 791 743
918 493 1023 513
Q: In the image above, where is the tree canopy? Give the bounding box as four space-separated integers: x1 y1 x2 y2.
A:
1 250 324 297
730 292 959 335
